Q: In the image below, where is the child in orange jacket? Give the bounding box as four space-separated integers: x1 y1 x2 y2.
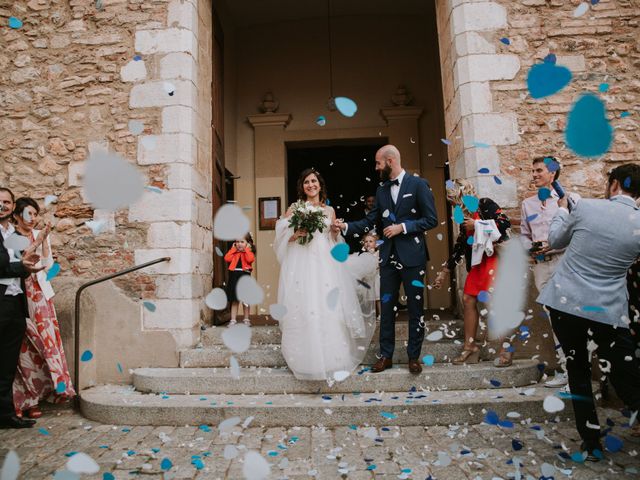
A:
224 233 255 326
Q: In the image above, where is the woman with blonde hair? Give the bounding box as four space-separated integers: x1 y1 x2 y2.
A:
435 179 514 367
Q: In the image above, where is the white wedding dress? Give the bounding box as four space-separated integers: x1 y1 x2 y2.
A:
274 206 377 381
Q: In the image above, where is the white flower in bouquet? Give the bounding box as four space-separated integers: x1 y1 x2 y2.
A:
288 200 327 245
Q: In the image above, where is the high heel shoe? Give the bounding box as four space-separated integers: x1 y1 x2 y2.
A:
452 347 480 365
493 350 513 368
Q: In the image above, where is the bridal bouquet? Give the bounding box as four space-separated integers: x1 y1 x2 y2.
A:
288 200 326 245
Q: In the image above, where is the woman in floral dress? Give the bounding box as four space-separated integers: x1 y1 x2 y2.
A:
12 197 75 418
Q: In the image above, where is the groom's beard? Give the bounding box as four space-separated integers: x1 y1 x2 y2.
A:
379 165 392 182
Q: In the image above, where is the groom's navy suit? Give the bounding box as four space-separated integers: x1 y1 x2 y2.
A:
347 171 438 360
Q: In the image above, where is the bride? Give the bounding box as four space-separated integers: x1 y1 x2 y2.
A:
274 168 378 382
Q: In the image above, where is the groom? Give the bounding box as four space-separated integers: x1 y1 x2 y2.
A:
334 145 437 374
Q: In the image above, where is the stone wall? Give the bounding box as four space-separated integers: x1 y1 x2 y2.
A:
0 0 213 350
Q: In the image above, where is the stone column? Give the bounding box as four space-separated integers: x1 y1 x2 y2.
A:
247 113 292 310
380 106 423 172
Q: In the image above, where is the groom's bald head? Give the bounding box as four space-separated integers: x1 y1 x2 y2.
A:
375 144 402 181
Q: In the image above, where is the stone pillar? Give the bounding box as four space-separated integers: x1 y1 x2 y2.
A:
125 0 212 348
436 0 521 208
247 113 292 310
380 106 423 172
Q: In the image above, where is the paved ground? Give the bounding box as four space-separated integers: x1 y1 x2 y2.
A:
1 405 639 479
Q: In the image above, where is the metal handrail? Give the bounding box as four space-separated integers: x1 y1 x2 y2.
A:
73 257 171 407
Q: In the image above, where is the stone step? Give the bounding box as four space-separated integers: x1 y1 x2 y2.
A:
201 318 464 346
133 360 541 395
180 340 489 368
80 383 560 427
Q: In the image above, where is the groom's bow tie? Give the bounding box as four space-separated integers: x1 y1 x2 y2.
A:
388 179 400 186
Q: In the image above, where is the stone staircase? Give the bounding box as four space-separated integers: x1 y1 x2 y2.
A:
80 312 559 427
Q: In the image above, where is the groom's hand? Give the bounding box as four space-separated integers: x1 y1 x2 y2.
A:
383 224 403 239
333 219 346 232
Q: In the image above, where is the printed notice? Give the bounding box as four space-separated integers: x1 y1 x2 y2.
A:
263 199 279 219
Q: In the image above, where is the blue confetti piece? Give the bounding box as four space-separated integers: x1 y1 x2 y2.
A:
64 452 77 457
422 354 435 366
103 473 115 480
474 142 491 148
380 411 397 419
498 420 514 428
478 167 490 174
334 97 357 117
500 37 510 45
160 458 173 471
538 187 552 201
525 213 539 222
462 195 479 213
38 427 49 435
191 458 204 470
56 381 66 393
80 350 93 362
493 175 502 185
143 301 156 312
199 425 211 432
599 83 609 93
8 17 23 29
445 179 456 190
512 439 524 451
375 239 384 247
325 198 331 205
401 468 412 473
466 236 474 245
267 451 278 456
126 450 135 456
605 434 623 452
566 93 613 158
485 410 499 425
490 379 502 387
145 186 163 194
582 305 605 312
453 205 464 224
544 53 557 64
527 62 572 99
623 176 631 189
411 280 425 288
477 290 490 303
620 111 630 118
133 55 142 61
571 451 585 463
381 293 393 304
122 428 130 432
544 157 561 172
331 243 350 263
366 464 377 470
441 138 451 145
117 362 123 373
316 115 326 126
591 0 600 4
46 262 61 281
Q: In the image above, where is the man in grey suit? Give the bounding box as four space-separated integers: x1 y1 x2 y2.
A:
537 163 640 460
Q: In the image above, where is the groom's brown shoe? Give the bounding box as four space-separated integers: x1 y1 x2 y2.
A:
371 357 392 373
408 359 422 374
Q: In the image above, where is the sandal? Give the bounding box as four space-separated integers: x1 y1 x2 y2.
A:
452 346 480 365
243 318 251 326
26 406 42 419
494 350 513 368
228 319 237 326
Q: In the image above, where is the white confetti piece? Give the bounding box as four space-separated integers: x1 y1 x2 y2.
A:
327 287 340 310
436 451 451 467
222 324 252 353
269 303 287 321
230 356 240 379
53 471 79 480
540 463 555 478
507 411 521 418
573 2 589 17
426 330 444 341
1 451 19 480
44 195 58 207
382 209 390 218
205 288 227 310
83 151 144 211
236 275 264 305
488 241 528 339
213 204 250 241
128 120 144 135
436 233 443 241
224 445 239 459
163 81 175 95
243 451 271 480
85 220 106 235
4 234 30 252
543 395 565 413
218 416 241 433
66 453 99 475
333 370 350 382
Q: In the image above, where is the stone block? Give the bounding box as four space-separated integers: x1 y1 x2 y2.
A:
556 55 586 73
120 59 147 83
454 54 520 85
135 28 197 55
137 133 196 165
93 209 116 233
161 105 196 135
460 146 501 177
454 31 496 57
68 161 84 187
129 189 195 222
160 52 197 82
168 0 198 33
147 222 193 249
142 298 201 330
166 163 208 197
458 82 492 116
475 174 518 209
462 112 520 147
452 2 507 35
129 80 197 109
155 274 207 299
134 248 198 275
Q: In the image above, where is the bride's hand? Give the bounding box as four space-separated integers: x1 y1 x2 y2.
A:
289 229 308 242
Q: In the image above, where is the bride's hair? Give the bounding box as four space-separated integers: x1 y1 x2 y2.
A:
296 168 327 204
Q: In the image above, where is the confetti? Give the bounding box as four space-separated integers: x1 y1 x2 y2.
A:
493 175 503 185
537 187 552 201
380 411 397 419
573 2 589 17
525 213 539 222
566 93 613 158
474 142 491 148
269 303 287 321
222 324 252 353
218 416 241 433
422 354 435 366
582 305 605 312
205 288 227 310
544 53 557 64
66 453 99 475
1 451 19 480
477 290 490 303
411 280 425 288
224 445 239 459
243 451 270 480
478 168 490 174
102 474 114 480
84 151 144 211
598 83 609 93
623 176 631 189
162 81 175 96
85 220 106 235
230 356 240 379
490 379 502 387
440 138 451 145
453 205 464 224
326 287 340 310
604 434 623 452
160 458 173 471
543 395 565 413
544 157 561 172
145 185 163 194
4 234 30 252
80 350 93 362
527 62 572 99
426 330 443 341
330 243 350 262
334 97 358 117
213 204 250 240
512 439 523 451
466 236 474 245
53 472 79 480
316 115 326 126
333 370 350 382
381 293 393 304
236 275 264 305
8 17 23 29
142 301 156 312
500 37 510 45
117 362 123 373
44 195 58 206
56 381 66 393
620 111 630 118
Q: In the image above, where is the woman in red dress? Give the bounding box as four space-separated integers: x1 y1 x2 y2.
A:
434 180 513 366
12 197 75 418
